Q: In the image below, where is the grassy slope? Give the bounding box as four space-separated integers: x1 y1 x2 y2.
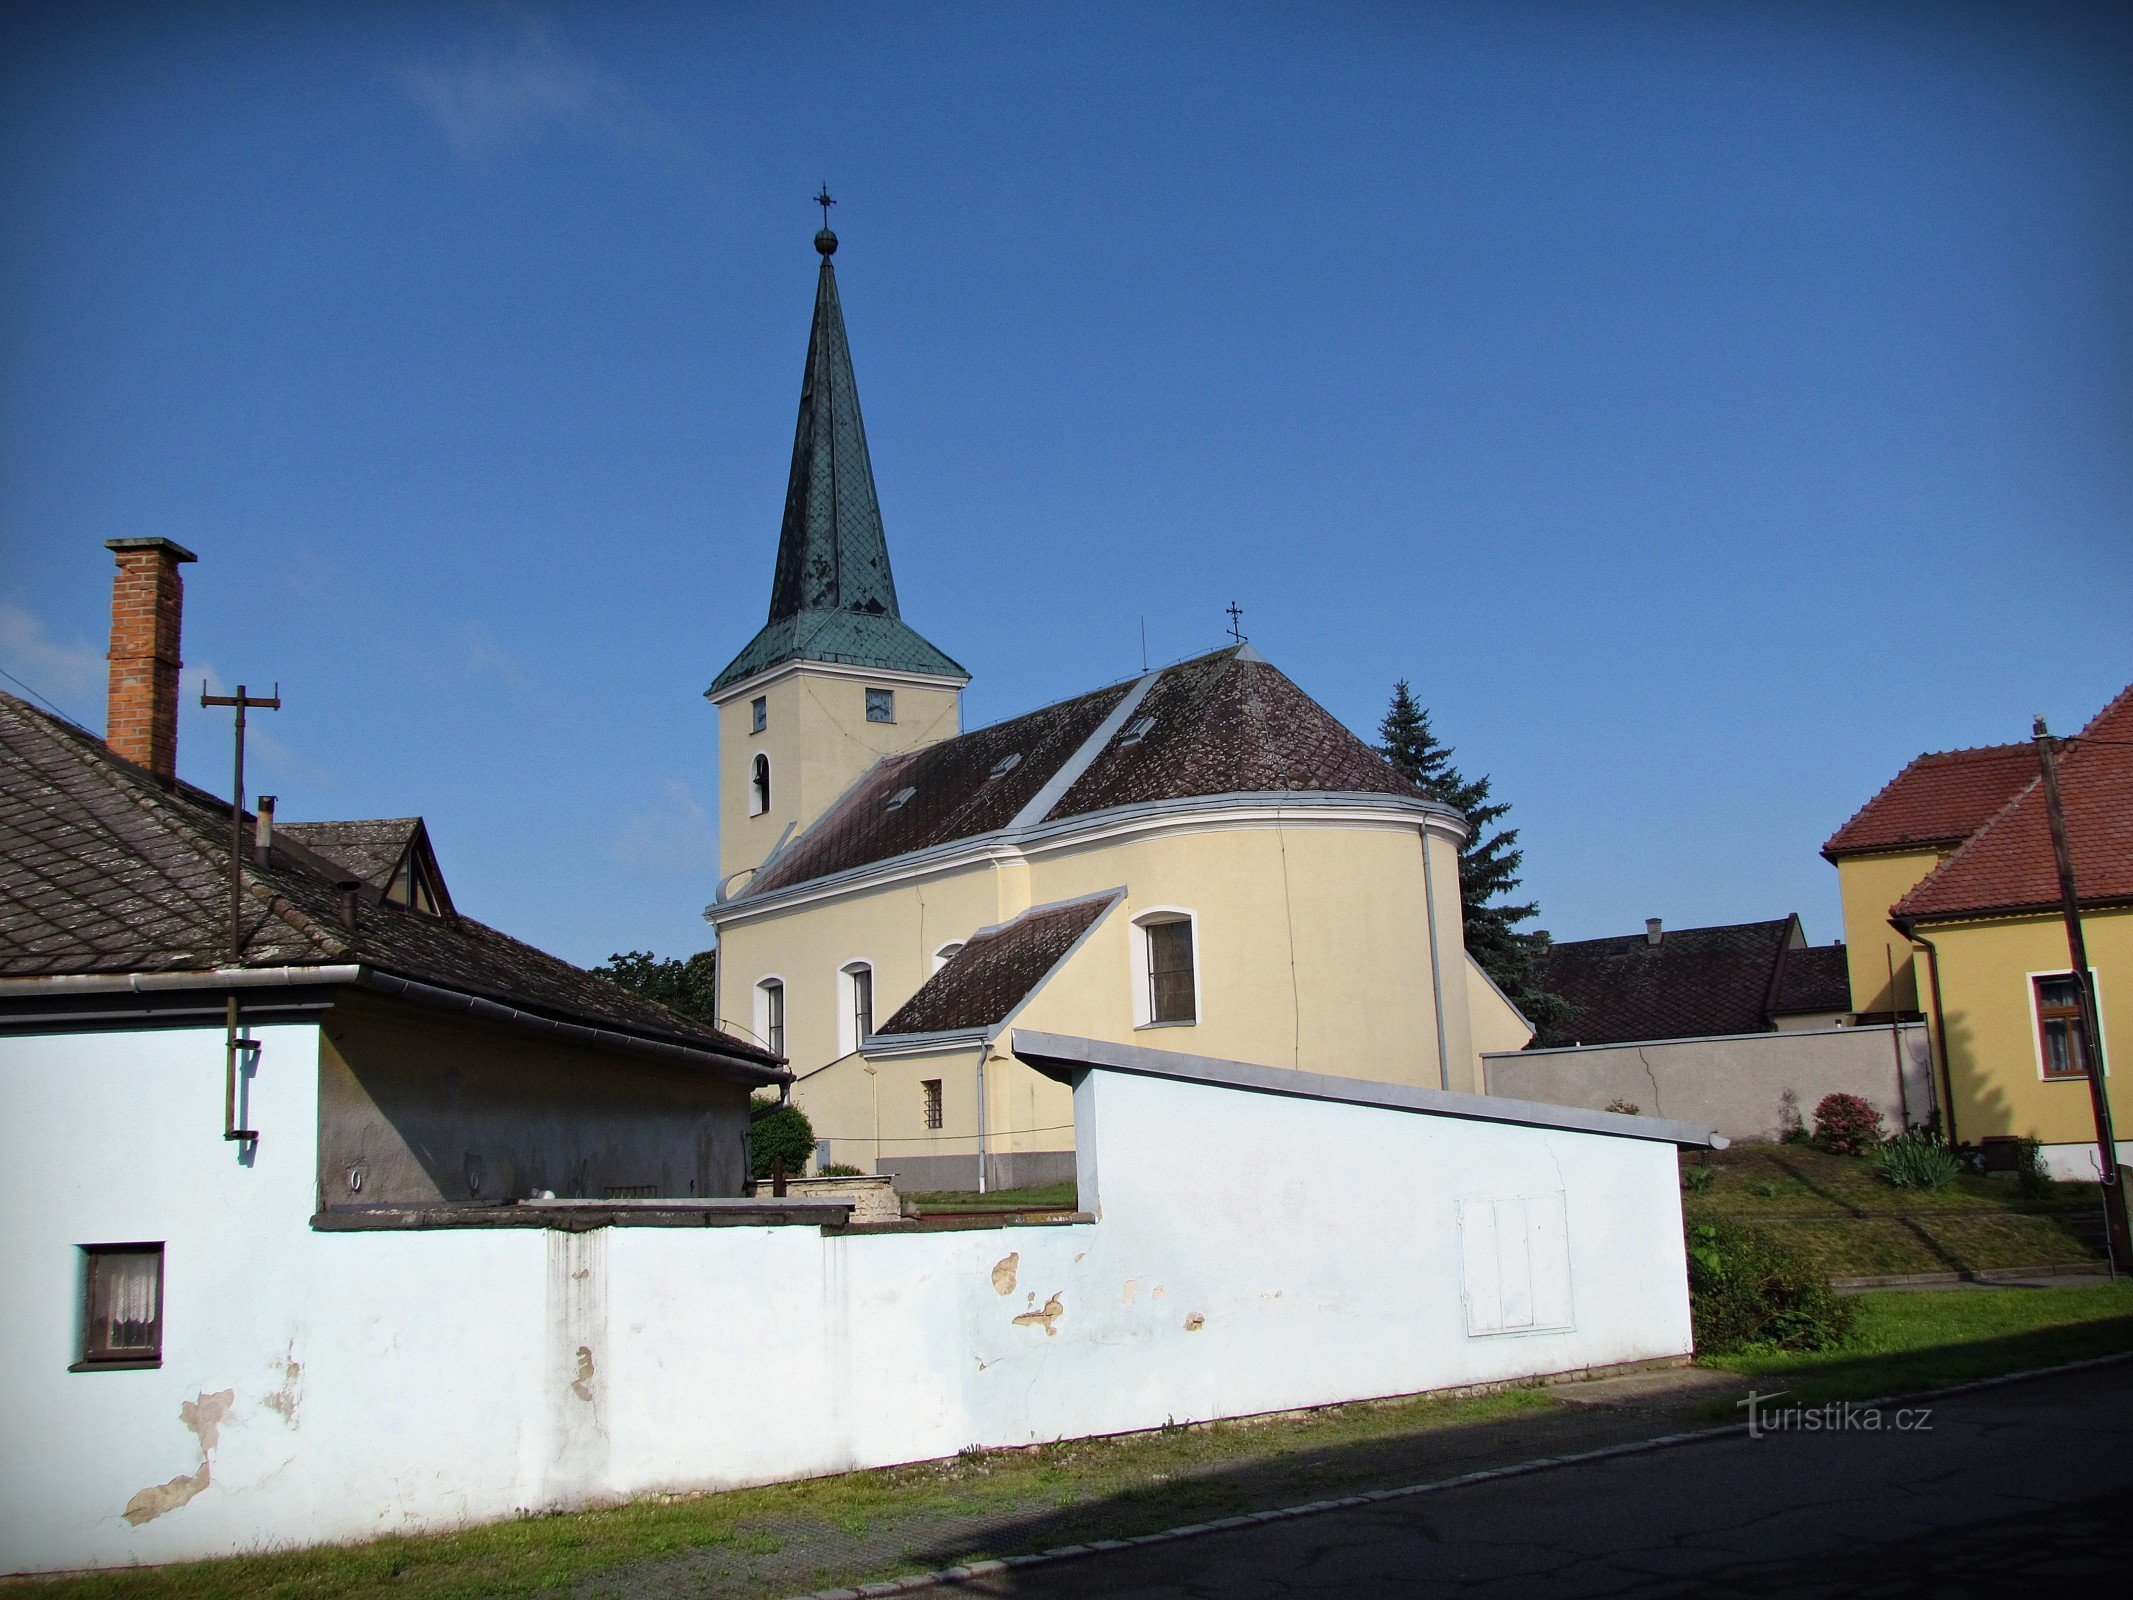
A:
1680 1144 2106 1276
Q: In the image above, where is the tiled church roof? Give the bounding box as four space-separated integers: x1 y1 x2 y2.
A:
874 893 1120 1039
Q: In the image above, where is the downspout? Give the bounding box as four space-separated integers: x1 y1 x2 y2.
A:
974 1041 990 1194
1420 826 1453 1092
1907 928 1956 1143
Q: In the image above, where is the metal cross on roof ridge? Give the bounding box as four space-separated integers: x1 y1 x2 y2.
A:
1225 601 1246 643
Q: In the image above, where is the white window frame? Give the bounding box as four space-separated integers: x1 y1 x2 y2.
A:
1131 907 1199 1029
932 941 964 974
750 695 767 734
838 961 875 1056
2028 968 2109 1083
749 753 772 817
754 976 786 1058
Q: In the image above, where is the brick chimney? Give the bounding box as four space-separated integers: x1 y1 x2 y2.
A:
104 537 197 779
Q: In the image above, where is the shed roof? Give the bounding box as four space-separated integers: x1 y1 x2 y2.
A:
873 892 1120 1039
0 691 778 1070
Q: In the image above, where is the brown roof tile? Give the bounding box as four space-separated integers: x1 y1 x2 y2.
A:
874 892 1119 1037
1823 744 2036 858
1894 685 2133 923
737 647 1422 900
0 692 778 1066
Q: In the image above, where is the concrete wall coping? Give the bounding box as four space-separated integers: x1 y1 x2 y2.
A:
1011 1029 1728 1149
1494 1019 1925 1060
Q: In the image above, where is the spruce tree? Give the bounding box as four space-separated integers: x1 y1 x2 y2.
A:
1379 682 1569 1038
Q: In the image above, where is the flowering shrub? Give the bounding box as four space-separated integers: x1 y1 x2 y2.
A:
1688 1219 1855 1354
1812 1093 1886 1156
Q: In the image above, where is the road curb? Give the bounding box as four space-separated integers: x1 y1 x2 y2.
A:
774 1347 2133 1600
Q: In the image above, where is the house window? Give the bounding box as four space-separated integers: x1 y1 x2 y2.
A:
750 754 772 817
1142 914 1197 1025
923 1078 944 1130
756 979 785 1058
751 696 767 734
839 962 874 1055
76 1244 163 1370
2036 974 2094 1078
933 941 964 973
866 687 895 724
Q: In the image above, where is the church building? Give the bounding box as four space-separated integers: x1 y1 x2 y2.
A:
707 223 1533 1188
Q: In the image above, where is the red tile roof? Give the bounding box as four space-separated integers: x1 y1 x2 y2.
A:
1895 685 2133 924
1822 743 2037 859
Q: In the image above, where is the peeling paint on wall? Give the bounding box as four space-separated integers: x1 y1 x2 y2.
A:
1122 1277 1142 1307
1183 1313 1205 1331
122 1390 234 1526
990 1252 1018 1295
570 1346 596 1404
263 1342 302 1426
1011 1293 1064 1336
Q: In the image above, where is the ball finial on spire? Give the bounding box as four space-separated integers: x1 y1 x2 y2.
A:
813 185 837 256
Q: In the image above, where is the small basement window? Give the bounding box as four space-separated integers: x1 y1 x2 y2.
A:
866 688 896 724
75 1244 163 1370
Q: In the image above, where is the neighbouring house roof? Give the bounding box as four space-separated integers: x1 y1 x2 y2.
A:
708 236 964 696
872 892 1121 1040
736 645 1429 901
0 691 780 1070
1533 916 1846 1046
1822 743 2037 859
1894 684 2133 924
279 817 454 914
1769 943 1852 1016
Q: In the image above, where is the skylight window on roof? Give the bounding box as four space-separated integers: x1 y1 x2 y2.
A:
887 786 917 811
988 752 1022 779
1119 715 1157 746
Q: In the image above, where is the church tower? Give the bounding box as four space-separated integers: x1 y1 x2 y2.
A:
708 216 968 892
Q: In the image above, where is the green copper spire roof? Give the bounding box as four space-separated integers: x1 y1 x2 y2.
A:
710 224 967 697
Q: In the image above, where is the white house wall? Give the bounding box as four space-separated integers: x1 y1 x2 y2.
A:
0 1026 1692 1574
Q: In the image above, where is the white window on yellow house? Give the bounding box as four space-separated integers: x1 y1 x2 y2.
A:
922 1078 944 1130
1133 911 1198 1027
2034 974 2095 1078
839 962 874 1055
755 978 785 1058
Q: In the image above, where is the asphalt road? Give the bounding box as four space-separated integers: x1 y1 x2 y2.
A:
964 1361 2133 1597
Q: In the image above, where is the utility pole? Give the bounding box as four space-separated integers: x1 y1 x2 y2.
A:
200 682 281 963
2033 716 2130 1271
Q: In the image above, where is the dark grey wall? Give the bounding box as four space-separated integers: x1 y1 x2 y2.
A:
317 994 753 1210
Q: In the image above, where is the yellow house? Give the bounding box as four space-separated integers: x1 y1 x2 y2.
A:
704 224 1530 1188
1825 688 2131 1178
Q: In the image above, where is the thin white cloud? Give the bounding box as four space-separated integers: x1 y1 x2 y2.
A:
612 779 717 877
0 600 103 721
401 9 631 160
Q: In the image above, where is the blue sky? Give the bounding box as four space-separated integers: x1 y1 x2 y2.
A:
2 1 2127 967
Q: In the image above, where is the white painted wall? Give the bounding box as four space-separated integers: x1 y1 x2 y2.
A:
0 1024 1692 1574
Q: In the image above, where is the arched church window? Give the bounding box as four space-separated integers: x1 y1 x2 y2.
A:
750 753 772 816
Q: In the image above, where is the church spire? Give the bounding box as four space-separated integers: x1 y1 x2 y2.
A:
709 208 966 698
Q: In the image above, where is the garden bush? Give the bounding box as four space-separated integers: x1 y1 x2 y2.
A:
1812 1092 1886 1156
1687 1219 1856 1355
748 1095 816 1181
1876 1132 1961 1191
818 1163 866 1178
2012 1136 2057 1199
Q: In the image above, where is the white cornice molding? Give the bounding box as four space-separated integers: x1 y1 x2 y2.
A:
707 657 970 707
706 791 1469 929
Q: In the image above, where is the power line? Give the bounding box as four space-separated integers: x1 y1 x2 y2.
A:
0 663 88 726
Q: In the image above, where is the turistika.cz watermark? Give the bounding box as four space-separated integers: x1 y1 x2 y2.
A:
1738 1390 1933 1439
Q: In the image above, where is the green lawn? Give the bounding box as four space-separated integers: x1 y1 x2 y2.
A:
904 1181 1079 1214
1680 1144 2107 1278
1702 1280 2133 1403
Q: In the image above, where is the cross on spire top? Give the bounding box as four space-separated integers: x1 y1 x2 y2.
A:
814 186 835 226
1225 601 1246 643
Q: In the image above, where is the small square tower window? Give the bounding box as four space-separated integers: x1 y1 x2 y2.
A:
923 1079 944 1130
866 688 895 724
751 696 767 734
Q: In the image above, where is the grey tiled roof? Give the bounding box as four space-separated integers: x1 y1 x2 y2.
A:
0 691 777 1063
875 893 1119 1038
1534 918 1801 1047
277 818 424 891
737 647 1424 901
1770 943 1852 1016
